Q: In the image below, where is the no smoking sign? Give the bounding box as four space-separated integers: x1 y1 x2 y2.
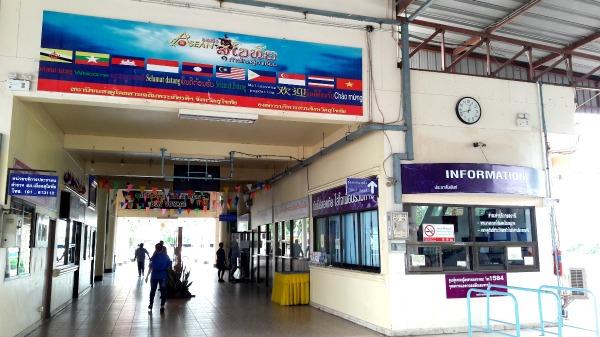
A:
423 224 455 243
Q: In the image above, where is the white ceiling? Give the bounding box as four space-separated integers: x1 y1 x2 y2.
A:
40 102 347 147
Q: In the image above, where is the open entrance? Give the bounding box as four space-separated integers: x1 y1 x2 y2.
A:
114 216 218 273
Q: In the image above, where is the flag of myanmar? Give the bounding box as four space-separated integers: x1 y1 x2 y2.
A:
75 51 110 66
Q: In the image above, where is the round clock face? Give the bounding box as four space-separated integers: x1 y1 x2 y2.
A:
455 97 482 125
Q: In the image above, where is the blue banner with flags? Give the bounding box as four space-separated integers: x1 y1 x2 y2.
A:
38 11 363 116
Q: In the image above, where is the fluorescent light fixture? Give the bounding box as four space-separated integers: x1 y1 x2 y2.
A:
178 109 258 124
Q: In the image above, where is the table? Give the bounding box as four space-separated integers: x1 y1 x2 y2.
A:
271 272 310 305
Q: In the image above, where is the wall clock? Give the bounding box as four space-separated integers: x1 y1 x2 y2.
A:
455 97 481 125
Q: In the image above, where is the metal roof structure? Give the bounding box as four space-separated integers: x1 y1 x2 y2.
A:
399 0 600 83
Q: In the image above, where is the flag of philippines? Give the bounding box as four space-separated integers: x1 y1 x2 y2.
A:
111 55 144 67
216 66 245 80
182 62 213 76
248 69 276 83
146 58 180 73
278 73 306 86
307 75 334 88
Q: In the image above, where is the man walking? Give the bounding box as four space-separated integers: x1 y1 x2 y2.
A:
134 243 150 277
146 243 172 313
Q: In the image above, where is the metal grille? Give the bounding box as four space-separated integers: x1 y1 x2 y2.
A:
569 268 587 297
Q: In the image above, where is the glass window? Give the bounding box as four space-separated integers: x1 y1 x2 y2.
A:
342 213 359 265
292 218 308 258
360 210 380 268
5 200 34 278
442 246 470 271
328 216 341 264
408 205 470 243
314 218 327 253
474 207 534 242
55 220 68 266
478 246 506 268
405 204 538 274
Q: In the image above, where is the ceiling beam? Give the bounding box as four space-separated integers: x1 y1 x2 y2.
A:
408 0 436 21
454 0 541 56
490 46 528 77
396 0 417 16
406 18 600 63
580 65 600 81
532 31 600 69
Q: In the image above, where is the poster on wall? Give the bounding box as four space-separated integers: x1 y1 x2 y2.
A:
38 11 363 116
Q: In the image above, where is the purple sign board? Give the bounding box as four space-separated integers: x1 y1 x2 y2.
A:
401 163 545 197
312 181 378 217
445 272 507 299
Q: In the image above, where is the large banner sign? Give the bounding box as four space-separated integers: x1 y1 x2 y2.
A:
401 163 545 197
38 11 363 116
120 190 210 210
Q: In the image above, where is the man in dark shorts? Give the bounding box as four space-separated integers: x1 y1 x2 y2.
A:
134 243 150 277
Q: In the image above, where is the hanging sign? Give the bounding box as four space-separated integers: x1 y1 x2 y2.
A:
38 11 363 116
401 163 545 197
346 177 378 196
312 177 378 217
120 190 210 210
274 197 309 222
8 172 58 197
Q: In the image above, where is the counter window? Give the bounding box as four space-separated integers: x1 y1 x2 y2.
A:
405 204 538 274
313 209 380 272
4 198 34 278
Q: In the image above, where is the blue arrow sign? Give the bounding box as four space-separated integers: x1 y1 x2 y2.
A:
346 177 378 196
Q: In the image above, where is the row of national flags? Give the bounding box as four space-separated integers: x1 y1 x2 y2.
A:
40 48 362 91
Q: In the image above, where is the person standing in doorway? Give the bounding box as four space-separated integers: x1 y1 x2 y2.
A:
291 239 304 258
134 243 150 277
216 242 226 283
228 240 240 282
146 243 172 313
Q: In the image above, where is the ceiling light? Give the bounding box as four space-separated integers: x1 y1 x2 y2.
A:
178 109 258 124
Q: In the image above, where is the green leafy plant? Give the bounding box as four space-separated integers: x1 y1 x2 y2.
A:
166 264 195 299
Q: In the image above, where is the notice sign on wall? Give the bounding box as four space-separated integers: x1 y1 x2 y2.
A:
445 273 507 299
422 224 455 243
38 11 363 116
8 173 58 197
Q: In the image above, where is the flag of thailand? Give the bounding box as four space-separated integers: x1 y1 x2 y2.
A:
307 75 334 88
248 69 276 83
182 62 213 76
216 66 245 80
278 73 306 86
146 58 179 73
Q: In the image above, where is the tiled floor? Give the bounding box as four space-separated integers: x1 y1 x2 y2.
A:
26 263 383 337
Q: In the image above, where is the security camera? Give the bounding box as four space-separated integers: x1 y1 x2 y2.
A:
473 142 486 148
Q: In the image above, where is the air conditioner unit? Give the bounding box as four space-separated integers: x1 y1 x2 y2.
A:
178 109 258 124
2 214 24 248
569 268 588 299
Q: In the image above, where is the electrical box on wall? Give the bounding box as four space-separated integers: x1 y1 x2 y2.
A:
2 214 23 247
516 113 530 128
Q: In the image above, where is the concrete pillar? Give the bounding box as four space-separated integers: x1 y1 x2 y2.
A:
103 189 118 273
94 188 108 281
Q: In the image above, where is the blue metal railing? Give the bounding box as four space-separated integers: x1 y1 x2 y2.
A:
539 285 599 337
486 284 563 336
467 288 521 337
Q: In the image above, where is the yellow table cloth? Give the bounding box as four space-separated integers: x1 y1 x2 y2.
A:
271 272 310 305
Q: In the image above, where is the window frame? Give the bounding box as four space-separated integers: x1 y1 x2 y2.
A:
404 203 539 274
313 207 380 273
4 198 35 279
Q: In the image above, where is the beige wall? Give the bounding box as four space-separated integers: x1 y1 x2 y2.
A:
0 98 86 337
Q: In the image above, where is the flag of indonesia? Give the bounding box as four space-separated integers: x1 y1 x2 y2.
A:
336 78 362 91
146 58 179 73
278 73 306 86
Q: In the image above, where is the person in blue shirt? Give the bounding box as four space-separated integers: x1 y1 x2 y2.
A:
146 243 172 313
133 243 150 277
